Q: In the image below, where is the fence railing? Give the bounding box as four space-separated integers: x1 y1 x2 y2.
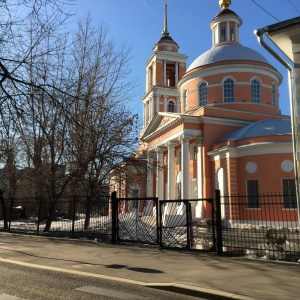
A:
0 196 112 242
1 192 299 262
220 193 300 261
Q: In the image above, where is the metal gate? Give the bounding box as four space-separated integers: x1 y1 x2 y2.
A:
112 195 159 245
159 199 216 251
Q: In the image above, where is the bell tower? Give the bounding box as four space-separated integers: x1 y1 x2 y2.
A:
141 3 187 132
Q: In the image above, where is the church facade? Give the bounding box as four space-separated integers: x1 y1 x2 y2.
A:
115 1 297 225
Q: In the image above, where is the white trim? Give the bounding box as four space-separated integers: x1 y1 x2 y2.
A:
145 51 187 68
147 129 202 152
178 63 282 91
208 142 293 160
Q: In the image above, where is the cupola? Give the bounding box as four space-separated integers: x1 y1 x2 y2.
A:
210 0 242 46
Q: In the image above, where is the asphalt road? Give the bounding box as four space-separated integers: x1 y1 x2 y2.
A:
0 261 205 300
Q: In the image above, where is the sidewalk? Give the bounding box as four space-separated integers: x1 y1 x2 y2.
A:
0 232 298 300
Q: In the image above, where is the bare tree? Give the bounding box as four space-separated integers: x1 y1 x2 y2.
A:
0 5 139 231
0 0 74 113
65 15 138 229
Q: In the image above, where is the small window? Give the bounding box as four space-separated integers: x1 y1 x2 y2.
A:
220 26 226 42
251 79 261 103
247 180 259 208
272 84 277 107
224 79 234 102
230 26 235 41
199 82 207 106
282 179 297 209
168 101 175 112
190 145 197 160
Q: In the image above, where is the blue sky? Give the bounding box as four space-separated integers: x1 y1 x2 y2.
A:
74 0 300 118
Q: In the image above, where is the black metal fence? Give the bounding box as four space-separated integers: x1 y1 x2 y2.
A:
0 196 112 242
159 199 216 251
1 191 299 262
220 193 300 261
111 193 159 245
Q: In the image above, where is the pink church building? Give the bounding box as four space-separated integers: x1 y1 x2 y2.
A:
118 1 298 226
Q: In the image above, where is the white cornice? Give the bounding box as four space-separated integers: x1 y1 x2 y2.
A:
145 50 188 67
142 114 251 142
146 128 202 151
177 63 282 91
191 104 284 119
142 86 180 100
208 141 292 160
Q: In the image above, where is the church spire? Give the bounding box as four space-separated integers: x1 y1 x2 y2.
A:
219 0 231 9
162 2 169 36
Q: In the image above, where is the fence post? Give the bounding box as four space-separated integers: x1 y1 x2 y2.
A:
71 196 76 238
111 191 117 244
215 189 223 255
158 200 163 247
186 201 192 250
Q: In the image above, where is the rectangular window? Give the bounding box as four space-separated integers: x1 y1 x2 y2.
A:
190 145 197 160
220 26 226 42
193 146 197 160
282 179 297 209
230 26 235 41
247 180 259 208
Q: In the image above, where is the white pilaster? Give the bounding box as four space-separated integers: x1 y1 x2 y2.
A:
226 21 230 41
180 135 190 199
156 147 165 200
196 136 203 199
167 141 176 199
164 96 167 112
176 96 180 113
147 153 154 197
156 95 159 113
143 101 147 128
175 62 178 85
149 97 153 120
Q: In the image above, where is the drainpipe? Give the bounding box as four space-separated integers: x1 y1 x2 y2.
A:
254 29 300 229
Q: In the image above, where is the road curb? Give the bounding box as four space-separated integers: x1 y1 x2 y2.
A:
145 283 256 300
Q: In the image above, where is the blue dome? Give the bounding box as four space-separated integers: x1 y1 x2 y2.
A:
219 119 292 142
187 45 269 72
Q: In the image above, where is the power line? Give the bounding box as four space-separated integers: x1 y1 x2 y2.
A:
288 0 300 15
250 0 281 22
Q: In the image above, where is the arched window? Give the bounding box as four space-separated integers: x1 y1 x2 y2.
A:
168 100 175 112
272 84 277 106
223 78 234 102
183 90 188 111
199 82 208 106
251 79 261 103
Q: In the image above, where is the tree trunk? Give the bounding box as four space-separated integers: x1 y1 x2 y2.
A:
43 200 56 232
84 196 92 230
0 190 9 230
